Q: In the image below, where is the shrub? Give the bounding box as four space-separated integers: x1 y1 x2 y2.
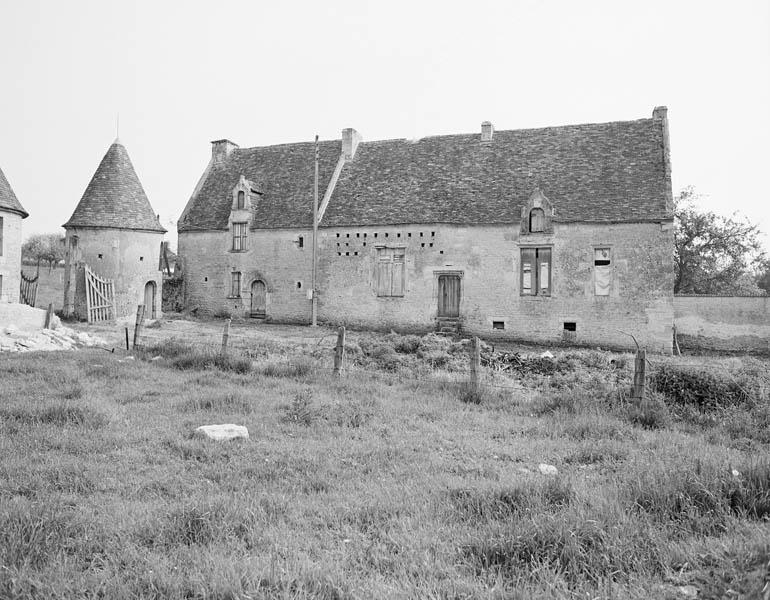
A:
624 391 670 430
282 389 315 426
650 364 749 409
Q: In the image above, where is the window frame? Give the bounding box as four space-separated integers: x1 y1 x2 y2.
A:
520 246 552 296
231 222 248 252
375 246 406 298
529 208 545 233
593 246 612 296
236 190 245 210
229 271 242 298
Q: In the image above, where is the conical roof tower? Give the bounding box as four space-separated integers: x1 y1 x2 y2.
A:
0 165 28 218
64 139 165 232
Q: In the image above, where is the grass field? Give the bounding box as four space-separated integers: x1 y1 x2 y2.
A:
0 326 768 599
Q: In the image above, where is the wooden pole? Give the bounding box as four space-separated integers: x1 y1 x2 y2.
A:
124 327 129 351
44 303 53 329
470 336 480 390
673 325 682 356
333 326 346 376
311 135 319 327
132 304 145 349
221 319 231 356
632 349 646 400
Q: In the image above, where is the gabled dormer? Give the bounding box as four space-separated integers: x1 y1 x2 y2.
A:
520 188 554 235
228 175 261 252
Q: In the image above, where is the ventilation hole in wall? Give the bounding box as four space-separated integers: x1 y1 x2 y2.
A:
346 233 350 238
354 251 358 256
374 233 378 238
421 243 425 248
336 233 340 238
431 231 435 236
420 232 423 237
439 250 444 254
337 252 341 256
408 232 412 237
397 233 401 238
298 236 304 248
139 256 144 261
345 252 349 256
336 242 340 247
385 233 388 237
98 254 103 259
363 233 367 238
492 321 505 330
363 242 366 247
429 243 433 248
564 322 577 332
204 277 208 282
297 281 302 289
345 242 349 247
356 233 360 238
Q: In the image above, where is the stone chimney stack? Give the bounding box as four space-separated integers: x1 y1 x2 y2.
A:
652 106 673 213
342 128 362 159
481 121 494 142
211 139 239 165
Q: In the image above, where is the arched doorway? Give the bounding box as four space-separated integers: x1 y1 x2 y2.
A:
144 281 157 319
250 280 266 318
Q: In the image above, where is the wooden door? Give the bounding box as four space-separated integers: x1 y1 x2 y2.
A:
144 281 156 319
250 280 266 317
437 275 461 317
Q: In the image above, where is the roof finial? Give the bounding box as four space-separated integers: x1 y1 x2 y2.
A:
114 113 121 144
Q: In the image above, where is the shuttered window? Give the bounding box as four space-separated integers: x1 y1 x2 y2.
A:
520 247 551 296
376 247 405 297
232 222 248 251
529 208 545 232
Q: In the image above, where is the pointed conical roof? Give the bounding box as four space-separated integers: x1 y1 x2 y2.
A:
0 164 28 218
64 140 166 232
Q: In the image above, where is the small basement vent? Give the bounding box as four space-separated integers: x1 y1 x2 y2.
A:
563 322 576 332
492 321 505 330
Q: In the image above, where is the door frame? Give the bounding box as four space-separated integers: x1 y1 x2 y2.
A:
144 280 157 319
434 270 463 318
250 279 267 317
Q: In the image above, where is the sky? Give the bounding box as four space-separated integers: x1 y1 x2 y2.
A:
1 0 768 252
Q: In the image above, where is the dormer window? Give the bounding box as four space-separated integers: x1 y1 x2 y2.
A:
237 190 245 210
529 208 545 233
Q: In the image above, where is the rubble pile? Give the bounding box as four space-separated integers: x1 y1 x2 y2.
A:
480 349 565 376
0 324 103 353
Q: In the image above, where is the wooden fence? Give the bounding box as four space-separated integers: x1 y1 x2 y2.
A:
19 270 39 307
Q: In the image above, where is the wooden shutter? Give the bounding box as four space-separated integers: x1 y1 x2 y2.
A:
520 248 535 295
538 248 551 295
392 250 405 296
377 250 391 296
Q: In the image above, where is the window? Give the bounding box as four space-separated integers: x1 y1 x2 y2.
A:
237 190 245 209
376 247 405 297
594 248 611 296
529 208 545 232
232 222 248 251
230 272 241 297
520 247 551 295
492 321 505 330
298 236 304 248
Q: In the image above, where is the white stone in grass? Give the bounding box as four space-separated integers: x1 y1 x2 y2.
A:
538 463 558 476
195 424 249 441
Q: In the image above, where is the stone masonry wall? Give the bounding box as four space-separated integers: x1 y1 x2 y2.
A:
178 229 312 322
0 211 23 303
180 220 674 353
674 295 770 354
65 228 164 320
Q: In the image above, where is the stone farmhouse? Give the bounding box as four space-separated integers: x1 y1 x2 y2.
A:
0 164 29 303
178 107 674 352
63 139 166 320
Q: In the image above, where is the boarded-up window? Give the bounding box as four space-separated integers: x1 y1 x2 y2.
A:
237 190 245 209
376 247 405 297
230 271 241 297
232 222 248 251
520 247 551 295
529 208 545 232
594 247 611 296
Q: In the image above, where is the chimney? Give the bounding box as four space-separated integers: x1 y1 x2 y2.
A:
342 128 362 159
652 106 673 213
481 121 494 142
211 139 239 165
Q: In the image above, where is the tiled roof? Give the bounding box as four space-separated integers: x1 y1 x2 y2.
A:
178 141 341 231
64 140 166 232
179 116 671 232
0 165 28 218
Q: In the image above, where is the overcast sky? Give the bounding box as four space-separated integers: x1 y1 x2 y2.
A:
1 0 768 251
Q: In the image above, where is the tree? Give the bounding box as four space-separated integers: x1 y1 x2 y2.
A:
757 259 770 295
21 233 66 272
674 187 766 295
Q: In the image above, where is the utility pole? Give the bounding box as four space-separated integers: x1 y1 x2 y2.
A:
311 134 319 326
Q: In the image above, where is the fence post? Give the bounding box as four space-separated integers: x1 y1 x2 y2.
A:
470 336 480 390
124 327 130 351
132 304 145 350
672 324 682 356
44 303 53 329
632 349 646 400
333 326 346 376
221 319 231 356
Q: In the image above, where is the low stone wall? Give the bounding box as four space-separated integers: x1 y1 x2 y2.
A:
673 295 770 354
